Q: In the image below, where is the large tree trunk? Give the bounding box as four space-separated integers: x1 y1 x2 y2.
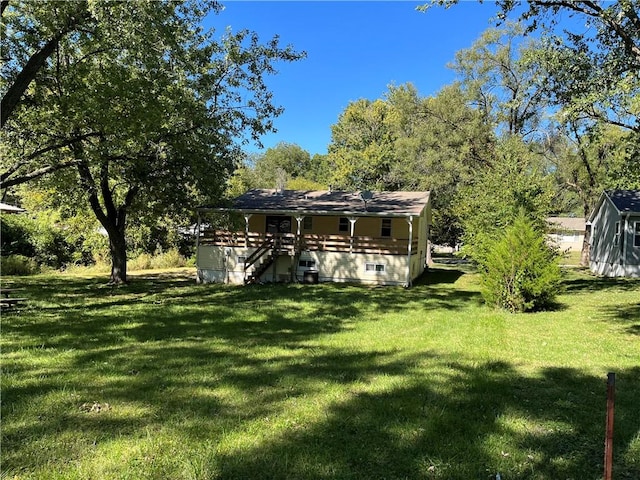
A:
107 226 128 284
76 156 138 285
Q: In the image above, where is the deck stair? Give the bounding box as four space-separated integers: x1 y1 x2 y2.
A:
245 253 276 284
243 236 276 285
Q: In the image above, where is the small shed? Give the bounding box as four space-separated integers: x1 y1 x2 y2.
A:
588 190 640 277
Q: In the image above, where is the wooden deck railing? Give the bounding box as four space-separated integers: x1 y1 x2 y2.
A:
200 230 419 255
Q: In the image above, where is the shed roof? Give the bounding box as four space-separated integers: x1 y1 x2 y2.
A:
606 190 640 213
200 189 430 217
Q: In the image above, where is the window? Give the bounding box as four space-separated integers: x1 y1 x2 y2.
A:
635 222 640 247
365 263 386 274
299 259 316 268
303 216 313 231
339 217 349 233
381 218 392 237
614 222 620 246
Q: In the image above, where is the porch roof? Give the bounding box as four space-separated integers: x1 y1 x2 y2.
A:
200 189 430 217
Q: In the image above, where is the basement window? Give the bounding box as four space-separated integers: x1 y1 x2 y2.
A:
365 263 386 274
299 259 316 268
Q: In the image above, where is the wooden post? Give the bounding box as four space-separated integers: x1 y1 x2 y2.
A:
604 372 615 480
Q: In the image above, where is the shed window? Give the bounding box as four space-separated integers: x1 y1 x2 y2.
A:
635 222 640 247
303 216 313 231
339 217 349 233
381 218 392 237
614 222 620 246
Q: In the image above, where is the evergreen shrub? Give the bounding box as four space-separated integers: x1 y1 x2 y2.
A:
477 213 562 313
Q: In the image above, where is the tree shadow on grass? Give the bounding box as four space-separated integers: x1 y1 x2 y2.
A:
563 274 640 293
599 302 640 335
208 362 640 480
4 271 639 478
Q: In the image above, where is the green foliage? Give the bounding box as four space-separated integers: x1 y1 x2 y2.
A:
326 83 494 246
456 135 554 256
1 254 40 275
450 22 547 137
477 212 562 313
0 212 91 269
1 0 305 283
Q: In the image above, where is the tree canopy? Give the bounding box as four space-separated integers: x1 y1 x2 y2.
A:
1 0 304 283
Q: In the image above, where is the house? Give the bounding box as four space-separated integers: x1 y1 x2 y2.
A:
547 216 586 252
588 190 640 277
196 189 431 286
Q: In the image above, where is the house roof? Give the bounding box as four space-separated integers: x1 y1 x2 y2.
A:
547 216 586 232
200 189 430 217
606 190 640 213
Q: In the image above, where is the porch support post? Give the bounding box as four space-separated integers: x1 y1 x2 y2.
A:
348 217 358 254
195 212 202 283
244 214 252 247
295 216 304 243
294 216 304 282
406 216 414 287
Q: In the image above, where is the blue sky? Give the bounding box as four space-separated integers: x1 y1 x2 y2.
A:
205 1 505 156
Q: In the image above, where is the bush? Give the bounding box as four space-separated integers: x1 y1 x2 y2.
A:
1 255 40 275
128 250 186 271
129 253 153 271
150 249 186 269
477 213 562 313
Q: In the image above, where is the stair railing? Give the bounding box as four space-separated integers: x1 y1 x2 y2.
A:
244 235 274 271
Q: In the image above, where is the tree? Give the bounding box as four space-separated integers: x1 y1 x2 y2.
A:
326 98 396 190
1 0 304 283
455 134 555 257
422 1 640 132
325 83 495 246
449 22 547 138
254 142 312 188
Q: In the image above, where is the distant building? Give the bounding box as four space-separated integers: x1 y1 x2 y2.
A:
547 216 586 253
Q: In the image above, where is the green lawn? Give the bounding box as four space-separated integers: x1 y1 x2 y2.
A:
1 266 639 479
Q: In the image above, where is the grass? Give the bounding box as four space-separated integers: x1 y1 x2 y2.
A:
1 265 639 479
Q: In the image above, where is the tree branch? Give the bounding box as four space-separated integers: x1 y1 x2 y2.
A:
0 159 80 188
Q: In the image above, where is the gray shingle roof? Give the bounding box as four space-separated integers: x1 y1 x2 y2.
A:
607 190 640 213
204 189 430 217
